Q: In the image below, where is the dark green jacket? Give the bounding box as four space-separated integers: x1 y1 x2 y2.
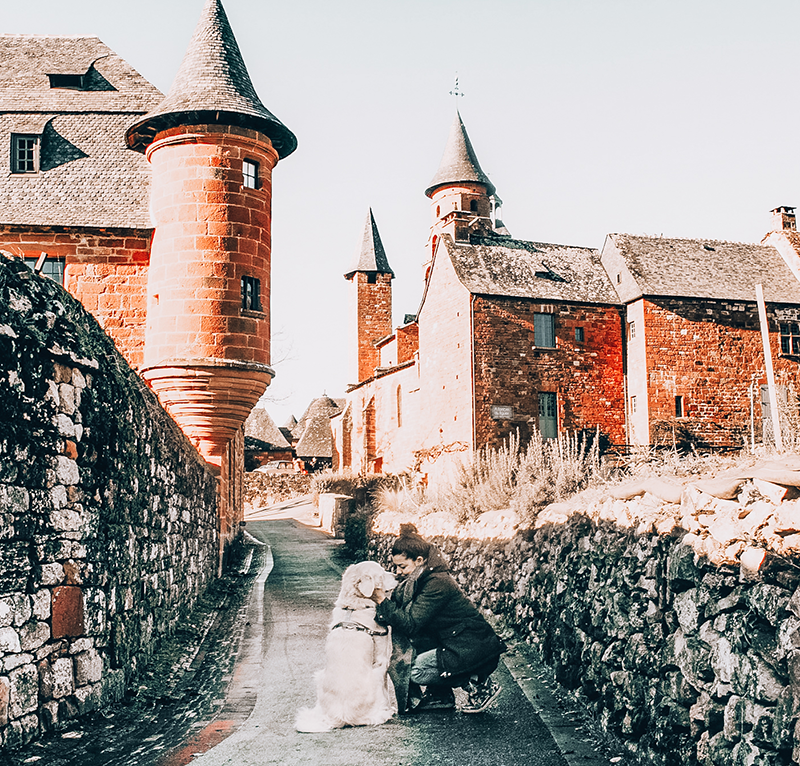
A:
376 561 505 677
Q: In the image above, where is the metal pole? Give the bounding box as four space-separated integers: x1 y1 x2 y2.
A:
756 284 783 451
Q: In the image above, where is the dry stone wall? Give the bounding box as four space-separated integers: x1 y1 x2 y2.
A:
0 254 219 750
369 465 800 766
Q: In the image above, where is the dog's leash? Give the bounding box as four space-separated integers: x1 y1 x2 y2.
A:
330 621 388 637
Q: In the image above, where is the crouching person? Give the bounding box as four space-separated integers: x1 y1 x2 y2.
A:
370 531 506 714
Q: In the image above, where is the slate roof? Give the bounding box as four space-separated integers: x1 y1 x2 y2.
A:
293 396 344 459
425 111 495 198
443 235 621 304
244 406 290 450
344 208 394 279
126 0 296 158
607 234 800 304
0 35 161 228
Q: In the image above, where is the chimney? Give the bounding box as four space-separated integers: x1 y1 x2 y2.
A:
771 205 797 232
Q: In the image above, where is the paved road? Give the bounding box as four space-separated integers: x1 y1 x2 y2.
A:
187 518 568 766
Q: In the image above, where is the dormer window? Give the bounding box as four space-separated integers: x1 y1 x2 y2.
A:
48 73 86 90
243 159 259 189
11 134 39 173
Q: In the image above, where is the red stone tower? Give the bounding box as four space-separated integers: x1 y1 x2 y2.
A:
344 209 394 383
425 111 496 273
125 0 296 467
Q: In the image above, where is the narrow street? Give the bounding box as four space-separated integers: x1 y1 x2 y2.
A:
3 504 630 766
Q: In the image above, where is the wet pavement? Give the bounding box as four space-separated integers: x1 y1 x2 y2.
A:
1 501 633 766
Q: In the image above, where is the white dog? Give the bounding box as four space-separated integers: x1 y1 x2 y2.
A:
296 561 398 732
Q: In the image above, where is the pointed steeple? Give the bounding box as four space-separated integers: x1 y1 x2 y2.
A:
126 0 296 157
425 111 494 198
344 209 395 279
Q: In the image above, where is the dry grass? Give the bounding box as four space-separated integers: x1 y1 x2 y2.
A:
374 430 602 529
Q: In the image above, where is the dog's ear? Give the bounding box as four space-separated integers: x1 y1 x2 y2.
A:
355 574 375 598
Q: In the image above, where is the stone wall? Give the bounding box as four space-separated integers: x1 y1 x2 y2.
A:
0 254 219 750
369 477 800 765
643 297 800 449
472 296 626 448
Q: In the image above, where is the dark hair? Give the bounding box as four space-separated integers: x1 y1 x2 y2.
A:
392 534 431 561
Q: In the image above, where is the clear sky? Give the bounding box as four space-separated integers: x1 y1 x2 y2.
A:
6 1 800 426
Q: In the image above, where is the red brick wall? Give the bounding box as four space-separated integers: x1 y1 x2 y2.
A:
351 272 393 382
643 297 800 448
396 322 419 364
145 123 276 368
472 297 626 448
0 225 152 368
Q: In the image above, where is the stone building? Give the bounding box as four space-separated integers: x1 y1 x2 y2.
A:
601 229 800 448
333 113 800 480
333 113 626 481
0 0 296 555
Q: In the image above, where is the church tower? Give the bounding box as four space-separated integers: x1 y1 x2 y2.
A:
126 0 296 468
344 209 394 383
424 111 496 272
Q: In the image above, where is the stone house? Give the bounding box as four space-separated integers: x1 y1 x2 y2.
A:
333 113 626 481
0 0 296 554
601 219 800 448
333 114 800 480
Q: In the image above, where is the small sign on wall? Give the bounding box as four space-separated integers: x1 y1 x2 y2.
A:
491 405 513 420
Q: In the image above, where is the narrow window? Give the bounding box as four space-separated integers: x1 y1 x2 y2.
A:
396 385 402 427
780 322 800 355
242 159 259 189
12 134 39 173
628 321 636 339
470 199 478 212
533 313 555 348
675 395 684 418
575 327 585 343
241 275 261 311
630 395 637 413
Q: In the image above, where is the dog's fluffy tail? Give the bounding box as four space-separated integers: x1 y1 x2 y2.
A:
295 705 333 733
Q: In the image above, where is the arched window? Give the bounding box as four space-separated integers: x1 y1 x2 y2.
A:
396 385 402 427
436 205 441 217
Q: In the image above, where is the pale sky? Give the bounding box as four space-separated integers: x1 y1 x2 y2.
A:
6 1 800 426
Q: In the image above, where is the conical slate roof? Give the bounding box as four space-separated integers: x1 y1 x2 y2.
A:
294 396 344 459
126 0 296 157
425 111 494 198
244 406 290 449
344 209 394 279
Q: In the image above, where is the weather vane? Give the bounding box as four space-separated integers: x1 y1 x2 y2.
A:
449 74 464 100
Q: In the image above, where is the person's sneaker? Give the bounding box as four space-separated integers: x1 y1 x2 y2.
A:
462 677 502 713
410 688 456 712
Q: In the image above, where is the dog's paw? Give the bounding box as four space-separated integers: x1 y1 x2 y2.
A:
295 707 334 733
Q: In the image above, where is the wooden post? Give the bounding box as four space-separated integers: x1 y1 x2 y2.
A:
756 284 783 451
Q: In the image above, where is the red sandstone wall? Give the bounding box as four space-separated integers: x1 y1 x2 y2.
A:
351 272 393 382
0 226 151 368
643 297 800 447
145 124 275 369
472 297 626 448
396 322 419 364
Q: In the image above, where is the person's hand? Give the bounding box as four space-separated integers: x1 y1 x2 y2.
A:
371 587 386 604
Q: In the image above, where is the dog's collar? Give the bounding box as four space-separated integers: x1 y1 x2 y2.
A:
330 621 388 637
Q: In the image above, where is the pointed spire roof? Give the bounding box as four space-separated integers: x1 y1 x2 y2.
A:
425 111 494 198
126 0 296 157
344 209 395 279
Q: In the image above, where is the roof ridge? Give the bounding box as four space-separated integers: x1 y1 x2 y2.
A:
613 232 768 248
